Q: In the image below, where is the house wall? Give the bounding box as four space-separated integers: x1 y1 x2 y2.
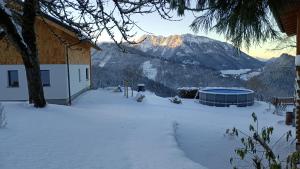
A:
0 19 92 65
0 64 91 104
0 39 23 64
36 19 66 64
68 44 91 65
68 64 91 97
0 17 93 104
0 20 66 64
0 64 69 101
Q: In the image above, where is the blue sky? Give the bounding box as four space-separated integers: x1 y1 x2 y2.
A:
99 9 295 59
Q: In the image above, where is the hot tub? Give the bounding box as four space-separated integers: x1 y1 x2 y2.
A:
198 87 254 107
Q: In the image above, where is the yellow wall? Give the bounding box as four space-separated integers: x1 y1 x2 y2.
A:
0 18 91 65
0 38 23 64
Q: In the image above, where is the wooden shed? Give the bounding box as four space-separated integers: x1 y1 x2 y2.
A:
272 0 300 150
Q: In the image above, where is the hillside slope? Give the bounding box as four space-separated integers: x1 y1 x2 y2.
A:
246 54 295 100
134 34 263 70
92 34 264 96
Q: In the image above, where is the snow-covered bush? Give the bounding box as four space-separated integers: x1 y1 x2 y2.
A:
274 104 287 115
0 103 7 128
113 85 123 92
169 96 182 104
135 92 145 102
177 87 199 99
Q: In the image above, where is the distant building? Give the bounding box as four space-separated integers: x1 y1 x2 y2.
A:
0 1 100 105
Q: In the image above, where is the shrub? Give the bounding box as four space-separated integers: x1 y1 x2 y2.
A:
177 87 199 99
169 96 182 104
135 92 145 102
226 113 294 169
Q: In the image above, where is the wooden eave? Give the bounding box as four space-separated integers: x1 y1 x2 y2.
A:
5 0 100 50
38 15 101 51
272 1 300 36
37 16 78 39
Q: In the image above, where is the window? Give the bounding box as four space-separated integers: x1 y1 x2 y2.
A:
86 68 89 80
78 69 81 82
41 70 50 87
8 70 19 87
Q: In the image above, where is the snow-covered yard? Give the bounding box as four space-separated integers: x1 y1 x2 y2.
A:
0 89 294 169
220 69 252 75
220 69 261 81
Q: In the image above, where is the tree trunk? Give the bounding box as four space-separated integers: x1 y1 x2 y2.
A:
0 1 46 107
24 69 33 104
22 0 46 107
0 3 33 104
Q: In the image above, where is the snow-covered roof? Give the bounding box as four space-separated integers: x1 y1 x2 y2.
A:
177 87 199 91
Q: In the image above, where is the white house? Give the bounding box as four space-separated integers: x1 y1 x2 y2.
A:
0 2 99 105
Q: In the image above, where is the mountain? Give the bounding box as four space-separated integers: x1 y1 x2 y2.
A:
91 43 178 96
92 34 264 97
254 56 272 62
134 34 263 70
246 54 295 100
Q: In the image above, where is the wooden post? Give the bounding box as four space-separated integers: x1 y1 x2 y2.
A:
126 83 129 98
124 80 129 98
296 12 300 151
123 80 126 96
131 82 133 97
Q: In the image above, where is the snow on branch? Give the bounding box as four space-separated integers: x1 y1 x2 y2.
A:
38 0 179 46
0 0 32 66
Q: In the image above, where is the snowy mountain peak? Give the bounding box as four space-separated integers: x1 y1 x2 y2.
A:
181 34 214 44
132 34 263 70
138 34 217 49
138 34 183 48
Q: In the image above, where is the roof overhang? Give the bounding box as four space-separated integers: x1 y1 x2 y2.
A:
272 0 300 36
5 0 101 50
81 39 101 51
38 14 101 51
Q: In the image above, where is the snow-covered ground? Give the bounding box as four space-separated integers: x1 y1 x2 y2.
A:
240 71 261 81
0 89 294 169
141 61 157 80
97 54 112 68
220 69 261 81
220 69 252 75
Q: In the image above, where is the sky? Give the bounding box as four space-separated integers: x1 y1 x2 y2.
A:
98 9 296 59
